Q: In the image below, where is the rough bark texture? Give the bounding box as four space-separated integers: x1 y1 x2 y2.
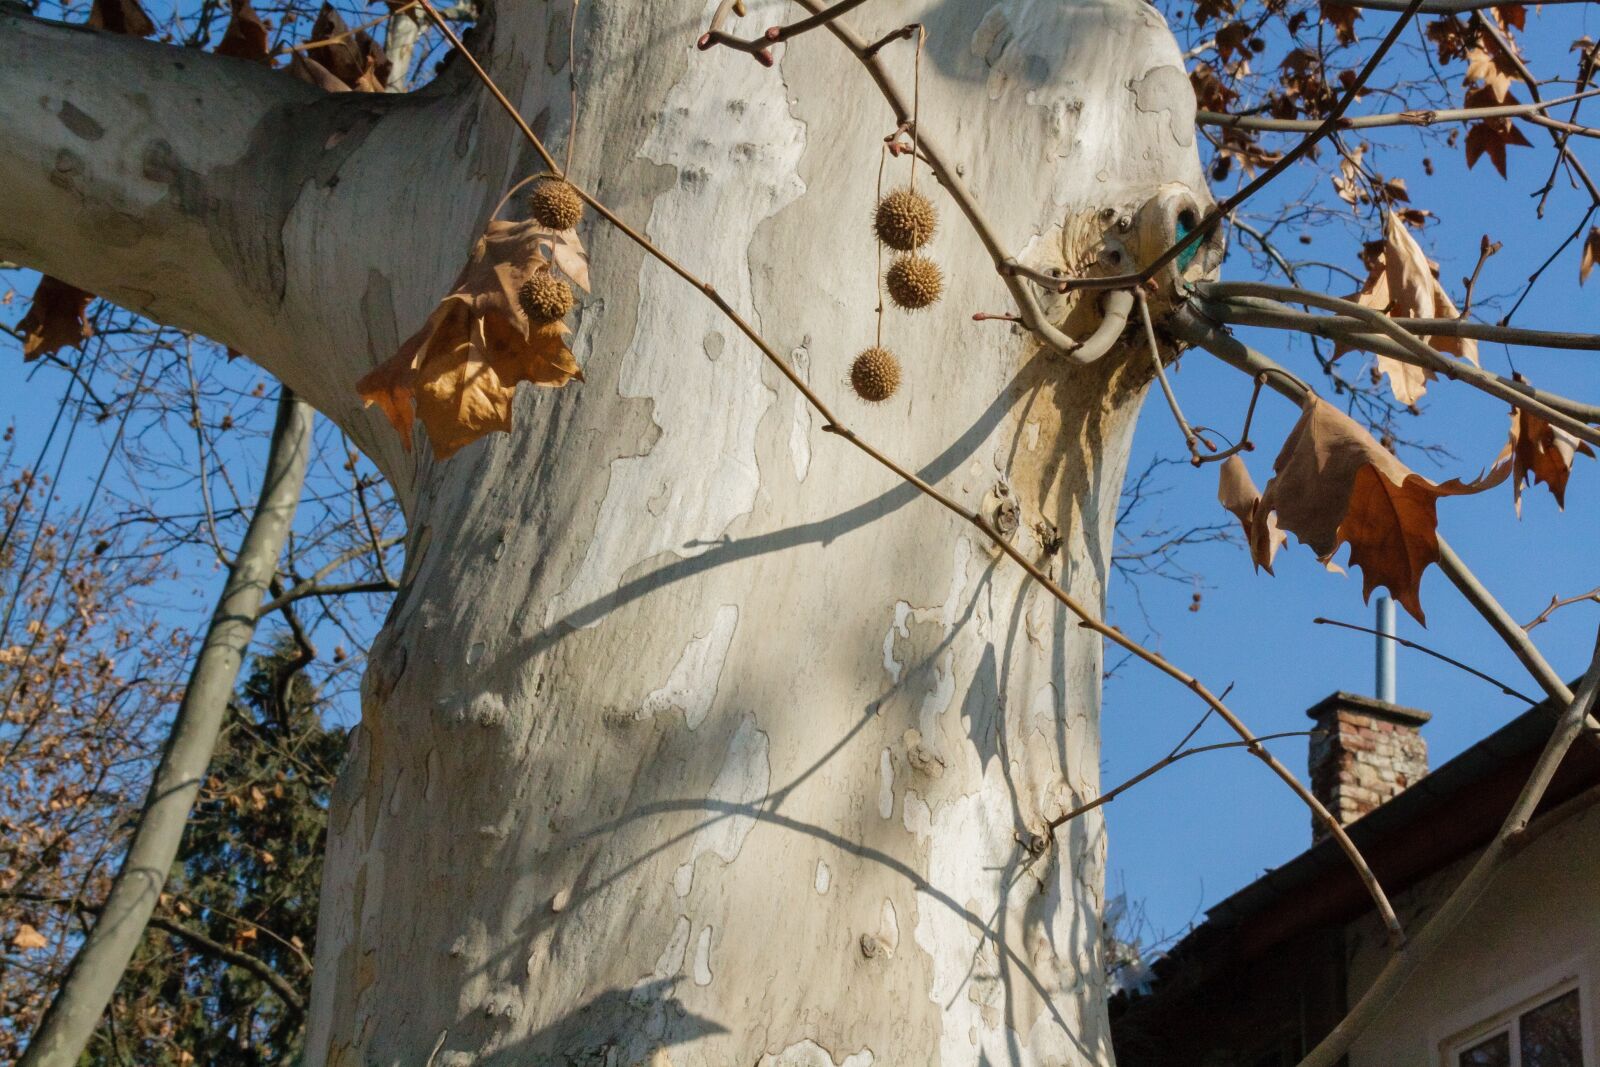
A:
1 2 1208 1063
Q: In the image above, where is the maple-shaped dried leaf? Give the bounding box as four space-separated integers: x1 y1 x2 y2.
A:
1502 404 1594 514
1581 227 1600 285
1250 396 1508 622
215 0 272 64
1496 4 1526 31
1462 85 1532 177
1321 0 1361 45
17 276 94 362
1465 44 1520 99
88 0 155 36
12 923 48 950
357 219 583 458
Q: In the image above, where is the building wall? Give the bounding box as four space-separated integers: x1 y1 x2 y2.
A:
1343 792 1600 1066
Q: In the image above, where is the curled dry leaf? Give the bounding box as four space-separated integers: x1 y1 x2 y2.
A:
215 0 272 64
1580 226 1600 285
357 220 583 459
1502 403 1593 514
1340 212 1477 405
307 2 391 91
17 276 95 362
1217 455 1285 569
1230 396 1508 622
88 0 155 36
12 923 49 951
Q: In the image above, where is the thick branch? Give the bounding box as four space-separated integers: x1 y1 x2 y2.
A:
0 14 317 357
21 392 313 1067
1193 285 1600 444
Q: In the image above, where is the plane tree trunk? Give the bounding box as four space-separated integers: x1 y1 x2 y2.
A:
0 1 1209 1063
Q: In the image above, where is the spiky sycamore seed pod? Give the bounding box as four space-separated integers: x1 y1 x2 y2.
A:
885 254 943 310
519 272 575 324
873 188 938 251
850 346 901 403
529 178 584 230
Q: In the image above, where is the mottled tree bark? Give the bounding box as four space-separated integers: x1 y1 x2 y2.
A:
0 2 1208 1062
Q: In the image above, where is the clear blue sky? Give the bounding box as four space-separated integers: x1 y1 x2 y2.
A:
1101 1 1600 944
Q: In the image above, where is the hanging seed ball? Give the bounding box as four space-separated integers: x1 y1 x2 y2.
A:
873 187 938 251
885 254 943 310
529 178 584 230
519 272 575 324
850 346 901 403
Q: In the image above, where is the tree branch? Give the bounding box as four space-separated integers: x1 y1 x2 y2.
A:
1197 88 1600 134
21 391 313 1067
1298 629 1600 1067
1193 284 1600 445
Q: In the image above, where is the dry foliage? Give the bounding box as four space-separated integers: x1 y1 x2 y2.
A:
1219 397 1508 622
359 220 585 458
1340 212 1477 405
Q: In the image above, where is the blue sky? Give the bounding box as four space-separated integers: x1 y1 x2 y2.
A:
1102 0 1600 944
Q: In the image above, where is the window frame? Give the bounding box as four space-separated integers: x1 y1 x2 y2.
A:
1435 959 1594 1067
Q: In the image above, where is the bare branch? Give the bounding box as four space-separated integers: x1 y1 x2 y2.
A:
1197 88 1600 134
1298 630 1600 1067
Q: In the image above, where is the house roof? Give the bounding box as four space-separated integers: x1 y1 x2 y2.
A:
1132 687 1600 985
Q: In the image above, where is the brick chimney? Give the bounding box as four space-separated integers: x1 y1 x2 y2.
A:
1307 692 1430 840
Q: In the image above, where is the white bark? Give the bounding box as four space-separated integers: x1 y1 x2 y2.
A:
1 3 1208 1063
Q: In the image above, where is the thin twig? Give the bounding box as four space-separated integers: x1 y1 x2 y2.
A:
1314 617 1537 704
1135 289 1201 460
1524 585 1600 632
1046 730 1311 831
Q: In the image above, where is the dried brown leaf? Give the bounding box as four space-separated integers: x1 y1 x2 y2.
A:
1581 227 1600 285
1504 403 1594 514
12 923 48 951
88 0 155 36
1217 455 1285 570
17 277 94 362
357 220 583 458
1338 212 1478 401
1251 396 1508 622
215 0 272 64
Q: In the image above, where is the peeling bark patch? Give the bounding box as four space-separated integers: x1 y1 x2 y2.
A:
638 605 738 730
654 916 691 978
59 101 104 141
757 1041 874 1067
788 344 812 483
881 601 912 684
1131 65 1196 147
684 713 770 870
877 748 894 819
691 925 714 986
543 17 802 626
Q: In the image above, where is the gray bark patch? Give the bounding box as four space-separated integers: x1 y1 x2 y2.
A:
1130 64 1196 147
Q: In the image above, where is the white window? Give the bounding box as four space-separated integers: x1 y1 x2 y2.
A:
1446 986 1586 1067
